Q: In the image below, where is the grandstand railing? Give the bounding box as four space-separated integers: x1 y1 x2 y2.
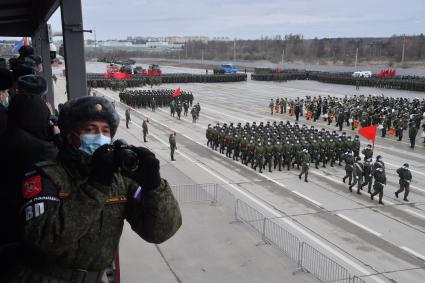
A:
171 183 370 283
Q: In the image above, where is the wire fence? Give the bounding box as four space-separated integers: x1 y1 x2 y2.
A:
171 183 370 283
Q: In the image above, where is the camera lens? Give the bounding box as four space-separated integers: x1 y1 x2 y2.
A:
121 149 139 172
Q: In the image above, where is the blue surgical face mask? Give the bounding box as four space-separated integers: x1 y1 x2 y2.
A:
1 96 9 109
79 133 111 155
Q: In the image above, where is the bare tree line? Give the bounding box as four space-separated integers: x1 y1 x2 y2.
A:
86 34 425 66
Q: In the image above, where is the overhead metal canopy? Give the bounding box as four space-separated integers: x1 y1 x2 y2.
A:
0 0 59 36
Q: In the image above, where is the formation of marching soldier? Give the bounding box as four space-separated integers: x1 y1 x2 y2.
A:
206 121 413 205
268 95 425 148
119 89 194 110
252 70 425 92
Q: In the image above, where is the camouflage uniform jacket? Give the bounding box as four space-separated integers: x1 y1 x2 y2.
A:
11 148 181 282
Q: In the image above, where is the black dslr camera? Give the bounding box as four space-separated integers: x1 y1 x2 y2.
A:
112 139 139 173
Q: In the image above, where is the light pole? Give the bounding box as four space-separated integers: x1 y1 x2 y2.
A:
233 39 236 62
201 49 204 65
281 48 285 64
354 47 359 70
401 35 406 64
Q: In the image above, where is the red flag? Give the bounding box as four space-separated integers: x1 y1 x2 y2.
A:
172 87 181 97
23 37 29 46
358 125 377 144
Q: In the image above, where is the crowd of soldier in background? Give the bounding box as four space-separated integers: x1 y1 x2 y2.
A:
87 74 160 92
252 70 425 92
206 120 413 205
119 89 194 110
118 88 203 123
268 95 425 148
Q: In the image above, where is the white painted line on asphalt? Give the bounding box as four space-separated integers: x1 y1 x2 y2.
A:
337 214 382 237
101 90 386 283
404 209 425 220
411 185 425 194
202 106 251 123
401 246 425 261
292 191 323 207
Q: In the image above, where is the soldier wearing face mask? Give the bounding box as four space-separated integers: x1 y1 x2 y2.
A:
5 96 181 282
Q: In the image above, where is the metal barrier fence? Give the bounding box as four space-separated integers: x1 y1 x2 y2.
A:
170 183 370 283
264 218 300 262
234 199 266 237
171 183 217 203
299 242 351 283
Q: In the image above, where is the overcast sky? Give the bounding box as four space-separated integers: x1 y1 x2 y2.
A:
48 0 425 40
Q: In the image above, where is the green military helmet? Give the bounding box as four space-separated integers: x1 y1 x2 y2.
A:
58 96 120 138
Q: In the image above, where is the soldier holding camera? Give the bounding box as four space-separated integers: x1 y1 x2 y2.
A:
7 97 182 282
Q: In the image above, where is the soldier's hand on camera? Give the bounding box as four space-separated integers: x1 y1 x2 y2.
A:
90 144 117 186
126 146 161 190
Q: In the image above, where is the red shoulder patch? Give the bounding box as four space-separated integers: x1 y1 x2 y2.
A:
22 175 42 199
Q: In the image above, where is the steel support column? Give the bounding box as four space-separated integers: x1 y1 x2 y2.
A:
32 24 55 105
60 0 87 100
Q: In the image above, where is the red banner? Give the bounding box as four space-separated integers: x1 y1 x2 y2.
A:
359 125 377 144
103 72 131 80
172 87 181 97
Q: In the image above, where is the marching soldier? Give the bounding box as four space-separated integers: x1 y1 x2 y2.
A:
183 101 189 116
373 155 385 173
125 107 131 128
342 151 354 185
292 140 302 169
409 122 418 148
206 124 213 147
352 135 361 158
269 99 274 115
254 141 264 173
263 141 274 173
350 157 363 194
247 139 256 167
225 132 234 158
240 136 248 164
191 107 197 123
273 140 283 171
283 140 292 171
233 134 241 161
169 133 177 161
395 163 412 202
170 100 176 117
298 149 311 182
371 167 386 205
361 144 373 161
176 102 182 120
142 119 149 142
361 158 373 193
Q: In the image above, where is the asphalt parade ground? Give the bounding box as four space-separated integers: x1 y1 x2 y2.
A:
54 62 425 283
